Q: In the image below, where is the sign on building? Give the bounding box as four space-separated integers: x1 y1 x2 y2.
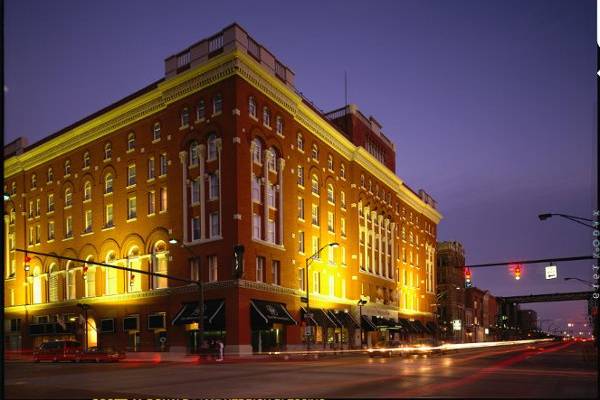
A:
452 320 462 331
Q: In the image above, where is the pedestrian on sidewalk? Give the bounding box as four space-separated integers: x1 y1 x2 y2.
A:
216 339 224 361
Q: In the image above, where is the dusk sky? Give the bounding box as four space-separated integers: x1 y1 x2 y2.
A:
4 0 597 333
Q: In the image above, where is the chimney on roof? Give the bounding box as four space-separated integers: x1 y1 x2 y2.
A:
4 137 28 158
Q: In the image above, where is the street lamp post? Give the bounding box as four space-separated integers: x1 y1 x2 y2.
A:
169 238 205 353
305 242 339 352
357 298 367 348
538 213 596 229
77 303 91 351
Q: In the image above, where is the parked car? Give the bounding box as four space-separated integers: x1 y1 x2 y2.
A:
75 346 126 363
33 340 83 362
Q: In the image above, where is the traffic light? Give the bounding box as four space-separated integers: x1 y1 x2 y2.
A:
82 264 89 280
465 267 473 288
24 255 31 272
513 264 522 280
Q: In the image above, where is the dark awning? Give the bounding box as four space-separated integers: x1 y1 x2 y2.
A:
426 321 440 333
300 307 337 328
251 300 296 329
29 322 77 336
398 318 418 334
372 316 398 328
361 315 377 331
415 320 431 334
172 299 225 330
331 310 360 329
410 320 428 334
326 310 343 328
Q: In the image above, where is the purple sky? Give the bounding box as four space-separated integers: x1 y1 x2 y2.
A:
4 0 597 334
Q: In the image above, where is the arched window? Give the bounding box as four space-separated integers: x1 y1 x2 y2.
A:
153 122 161 141
127 132 136 151
181 107 190 127
105 251 117 295
84 256 96 298
263 107 270 127
32 266 42 304
213 93 222 114
64 160 71 175
327 184 335 204
340 163 345 179
252 138 263 164
104 143 112 160
297 133 304 151
152 241 168 289
248 96 256 118
327 154 334 171
47 167 54 183
189 140 199 167
83 151 91 168
196 99 205 120
128 247 141 293
311 144 319 161
207 134 218 161
267 147 278 172
84 181 92 201
311 175 320 195
49 264 60 302
64 187 72 207
104 173 113 194
31 174 37 189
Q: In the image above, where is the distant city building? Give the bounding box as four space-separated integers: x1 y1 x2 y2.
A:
436 241 466 342
518 309 538 333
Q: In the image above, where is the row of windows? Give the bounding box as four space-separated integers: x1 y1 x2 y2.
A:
188 135 219 165
190 213 221 241
295 133 346 178
180 94 222 127
248 96 284 135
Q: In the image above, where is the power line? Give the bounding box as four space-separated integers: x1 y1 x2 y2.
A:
457 255 594 269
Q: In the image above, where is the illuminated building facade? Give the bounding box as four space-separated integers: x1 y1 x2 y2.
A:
3 24 441 355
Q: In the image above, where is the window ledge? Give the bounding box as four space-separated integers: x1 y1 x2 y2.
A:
179 124 190 131
104 192 113 197
126 184 136 190
81 231 94 237
127 218 137 223
195 117 206 124
126 149 135 154
64 205 72 210
103 158 112 163
147 178 156 183
83 199 92 204
47 210 54 215
47 239 55 243
212 112 222 118
102 225 115 231
82 167 90 171
249 114 258 122
148 213 156 217
152 138 161 144
63 236 74 241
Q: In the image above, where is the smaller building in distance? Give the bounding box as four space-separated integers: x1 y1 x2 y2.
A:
436 241 466 342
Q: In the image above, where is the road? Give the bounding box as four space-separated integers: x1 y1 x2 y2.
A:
4 341 597 399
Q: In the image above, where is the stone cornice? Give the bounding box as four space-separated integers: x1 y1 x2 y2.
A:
4 49 441 224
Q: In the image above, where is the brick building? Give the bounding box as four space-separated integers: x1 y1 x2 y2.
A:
3 23 441 355
436 241 466 342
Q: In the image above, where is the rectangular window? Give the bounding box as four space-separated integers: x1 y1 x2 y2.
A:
328 245 335 264
329 276 335 297
298 231 305 253
68 270 76 299
256 256 265 282
251 175 261 203
313 271 321 294
327 211 335 232
312 236 320 259
190 258 200 281
160 187 167 212
267 220 276 243
84 210 92 233
148 157 155 180
266 183 275 208
148 191 155 215
209 174 219 200
191 217 201 241
341 218 346 237
272 260 280 285
65 216 73 238
159 153 168 176
35 225 40 244
128 197 137 220
341 246 346 265
297 197 304 220
298 268 305 291
28 227 33 245
35 198 40 217
297 166 304 186
209 212 220 237
28 201 33 218
48 221 55 241
47 194 54 212
127 164 136 186
105 204 114 227
311 204 319 226
208 255 218 282
191 179 200 204
252 214 261 239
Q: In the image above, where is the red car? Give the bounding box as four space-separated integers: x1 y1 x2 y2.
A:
75 346 126 363
33 340 83 362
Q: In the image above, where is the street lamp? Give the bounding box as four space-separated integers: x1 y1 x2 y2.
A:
305 242 339 351
538 213 596 229
169 238 205 353
357 298 367 348
563 277 595 287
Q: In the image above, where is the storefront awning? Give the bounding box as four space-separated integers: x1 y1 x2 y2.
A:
372 316 397 328
331 310 360 329
326 310 344 328
426 321 440 333
300 307 337 328
409 319 428 334
171 299 225 330
398 318 418 334
361 315 377 331
251 300 296 329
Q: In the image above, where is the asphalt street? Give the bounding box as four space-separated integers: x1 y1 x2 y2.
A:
4 341 597 398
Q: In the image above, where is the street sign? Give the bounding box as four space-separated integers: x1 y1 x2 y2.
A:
545 264 557 280
300 296 308 304
452 320 462 331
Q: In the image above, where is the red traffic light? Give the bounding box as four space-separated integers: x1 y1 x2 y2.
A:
24 255 31 263
511 264 522 280
464 267 472 281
